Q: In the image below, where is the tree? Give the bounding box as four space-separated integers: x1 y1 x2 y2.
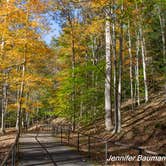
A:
0 0 53 133
105 9 112 131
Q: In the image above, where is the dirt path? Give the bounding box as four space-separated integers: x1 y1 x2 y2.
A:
18 133 95 166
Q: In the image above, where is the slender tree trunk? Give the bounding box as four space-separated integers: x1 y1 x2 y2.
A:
84 52 89 120
16 38 27 133
71 26 76 131
72 38 76 131
136 32 140 106
1 74 8 134
25 112 29 128
117 22 123 133
0 28 7 135
111 5 118 133
22 114 24 128
105 12 113 131
128 21 134 110
117 1 124 133
0 45 5 134
16 2 28 133
139 25 148 102
16 87 20 129
158 6 166 63
16 64 25 134
134 73 137 106
91 36 96 118
95 45 99 125
1 85 5 134
65 14 77 131
0 0 9 134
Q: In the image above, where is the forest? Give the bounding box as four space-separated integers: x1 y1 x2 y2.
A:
0 0 165 160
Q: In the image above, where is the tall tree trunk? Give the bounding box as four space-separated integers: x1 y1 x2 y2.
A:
1 86 5 134
158 6 166 63
91 36 95 118
105 12 113 131
1 73 8 134
69 20 76 131
117 1 123 133
0 0 9 134
72 36 76 131
134 73 137 106
136 32 140 105
128 21 134 110
111 4 118 133
16 1 28 133
139 25 148 102
16 87 20 129
16 64 25 134
0 45 5 134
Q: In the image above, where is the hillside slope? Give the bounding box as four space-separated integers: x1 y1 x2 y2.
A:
80 91 166 154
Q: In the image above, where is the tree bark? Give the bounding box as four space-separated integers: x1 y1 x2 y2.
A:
158 6 166 63
0 0 9 134
105 12 113 131
139 25 148 102
135 32 140 106
68 17 76 131
16 87 20 129
117 1 123 133
128 21 134 110
1 73 8 134
16 63 25 134
117 21 123 133
111 4 118 134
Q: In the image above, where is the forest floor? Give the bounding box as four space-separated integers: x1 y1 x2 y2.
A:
0 128 16 163
79 91 166 154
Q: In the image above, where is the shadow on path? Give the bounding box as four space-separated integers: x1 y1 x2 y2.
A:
18 133 94 166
